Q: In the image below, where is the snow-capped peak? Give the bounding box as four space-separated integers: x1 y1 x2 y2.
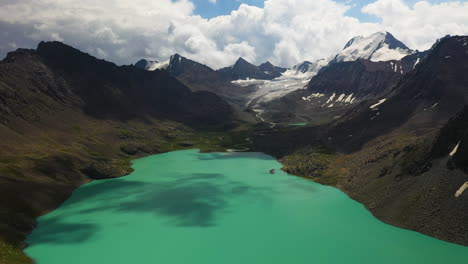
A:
334 32 415 63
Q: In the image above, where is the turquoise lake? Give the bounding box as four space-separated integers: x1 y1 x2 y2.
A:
26 149 468 263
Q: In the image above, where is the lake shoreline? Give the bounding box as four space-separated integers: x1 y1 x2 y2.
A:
16 125 468 263
25 149 468 264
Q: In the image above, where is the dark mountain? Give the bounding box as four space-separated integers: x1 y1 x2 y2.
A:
247 32 426 124
217 58 285 81
32 42 232 126
315 35 468 245
260 52 426 124
135 54 256 107
258 61 287 78
247 35 468 246
134 59 158 70
327 36 468 152
0 41 235 257
306 59 403 97
306 50 427 100
163 53 229 91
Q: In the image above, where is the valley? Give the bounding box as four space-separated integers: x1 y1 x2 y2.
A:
1 31 468 263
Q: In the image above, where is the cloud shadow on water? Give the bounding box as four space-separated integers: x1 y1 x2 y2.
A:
28 217 99 245
30 172 273 245
69 173 242 227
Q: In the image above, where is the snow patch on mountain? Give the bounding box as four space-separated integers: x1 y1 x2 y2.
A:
146 59 170 71
370 44 413 62
326 93 336 104
450 140 461 157
370 99 387 109
302 93 325 101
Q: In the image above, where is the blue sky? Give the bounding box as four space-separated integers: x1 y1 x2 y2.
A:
193 0 457 22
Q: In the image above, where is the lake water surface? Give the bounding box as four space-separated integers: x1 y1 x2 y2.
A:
26 149 468 263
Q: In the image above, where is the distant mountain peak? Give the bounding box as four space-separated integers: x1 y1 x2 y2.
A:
169 53 185 65
234 57 252 66
218 57 286 81
171 53 183 60
135 59 159 70
336 31 414 63
291 61 313 73
260 61 273 67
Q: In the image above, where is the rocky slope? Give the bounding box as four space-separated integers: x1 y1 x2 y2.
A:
287 35 468 245
326 36 468 151
240 35 468 246
0 41 236 263
260 56 420 124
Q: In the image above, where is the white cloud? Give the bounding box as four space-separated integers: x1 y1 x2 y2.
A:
209 0 217 4
0 0 467 69
362 0 468 51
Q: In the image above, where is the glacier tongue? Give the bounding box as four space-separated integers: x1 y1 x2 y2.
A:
234 57 331 107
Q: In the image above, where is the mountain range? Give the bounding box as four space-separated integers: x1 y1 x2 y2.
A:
1 31 468 263
132 31 468 245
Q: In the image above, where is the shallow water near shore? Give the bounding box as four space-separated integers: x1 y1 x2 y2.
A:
26 149 468 263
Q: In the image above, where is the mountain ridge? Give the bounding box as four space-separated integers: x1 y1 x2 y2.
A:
0 41 235 260
217 57 286 81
